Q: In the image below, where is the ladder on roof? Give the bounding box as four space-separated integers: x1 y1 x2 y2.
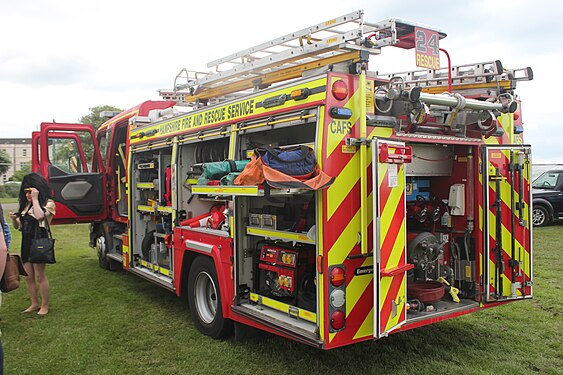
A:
377 60 533 96
159 10 446 104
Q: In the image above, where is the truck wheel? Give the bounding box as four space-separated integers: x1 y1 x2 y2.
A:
532 205 550 227
141 230 155 261
96 229 110 270
96 227 122 271
187 256 233 338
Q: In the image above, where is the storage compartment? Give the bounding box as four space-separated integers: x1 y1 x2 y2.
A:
170 109 321 335
235 191 317 313
130 148 174 276
254 241 317 312
404 142 479 317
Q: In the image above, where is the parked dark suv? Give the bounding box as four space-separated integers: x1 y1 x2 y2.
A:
532 169 563 226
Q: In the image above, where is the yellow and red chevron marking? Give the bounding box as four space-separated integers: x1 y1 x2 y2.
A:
377 159 407 334
320 73 394 348
478 148 532 299
322 74 365 348
484 113 515 145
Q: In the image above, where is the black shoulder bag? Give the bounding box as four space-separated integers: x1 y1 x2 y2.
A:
29 214 56 264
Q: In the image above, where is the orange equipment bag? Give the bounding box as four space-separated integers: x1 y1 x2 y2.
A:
234 154 265 186
234 147 334 191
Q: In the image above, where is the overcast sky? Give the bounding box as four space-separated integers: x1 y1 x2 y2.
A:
1 0 561 163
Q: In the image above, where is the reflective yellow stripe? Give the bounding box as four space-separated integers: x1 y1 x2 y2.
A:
346 265 372 316
327 210 360 266
138 205 155 213
326 78 360 158
157 206 173 214
487 205 530 278
354 308 374 340
246 227 314 244
379 166 404 245
327 152 360 220
122 245 129 267
137 182 155 189
191 186 259 195
139 260 171 276
315 181 325 341
385 223 406 270
350 257 374 339
385 276 406 331
249 293 316 323
488 259 521 296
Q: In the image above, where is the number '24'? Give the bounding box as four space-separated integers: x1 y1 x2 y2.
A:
415 30 439 55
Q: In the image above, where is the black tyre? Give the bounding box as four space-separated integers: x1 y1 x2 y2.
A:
141 230 156 261
297 267 317 312
187 256 233 338
532 205 550 227
96 229 111 270
96 226 122 271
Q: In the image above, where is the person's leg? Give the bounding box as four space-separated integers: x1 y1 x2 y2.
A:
0 338 4 375
34 263 49 315
22 262 39 312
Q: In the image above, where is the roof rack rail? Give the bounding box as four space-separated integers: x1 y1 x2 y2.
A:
159 10 446 104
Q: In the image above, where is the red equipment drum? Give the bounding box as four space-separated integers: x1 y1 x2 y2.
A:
407 281 445 304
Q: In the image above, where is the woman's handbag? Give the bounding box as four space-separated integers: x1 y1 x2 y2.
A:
29 218 56 264
0 253 28 292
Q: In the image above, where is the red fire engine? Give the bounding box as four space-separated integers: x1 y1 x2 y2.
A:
32 10 534 349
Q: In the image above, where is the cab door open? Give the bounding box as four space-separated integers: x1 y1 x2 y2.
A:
33 122 107 224
372 139 413 338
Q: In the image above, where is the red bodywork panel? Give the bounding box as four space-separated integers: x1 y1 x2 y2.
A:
173 228 234 317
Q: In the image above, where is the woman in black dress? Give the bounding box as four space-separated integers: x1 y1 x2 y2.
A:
9 173 55 316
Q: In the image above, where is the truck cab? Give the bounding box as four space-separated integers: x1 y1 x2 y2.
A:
532 169 563 226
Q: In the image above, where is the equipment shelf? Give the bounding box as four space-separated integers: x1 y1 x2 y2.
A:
138 204 156 213
249 293 316 323
157 206 173 215
246 226 315 245
191 185 302 197
137 182 157 190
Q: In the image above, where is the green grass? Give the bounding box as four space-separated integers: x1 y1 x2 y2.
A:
2 219 562 375
0 198 17 204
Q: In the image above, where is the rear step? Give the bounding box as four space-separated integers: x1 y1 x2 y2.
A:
232 303 322 348
106 253 123 263
128 266 175 292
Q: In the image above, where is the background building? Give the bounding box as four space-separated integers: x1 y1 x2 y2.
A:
0 138 31 183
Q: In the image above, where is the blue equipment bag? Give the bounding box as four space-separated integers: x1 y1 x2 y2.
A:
260 145 315 177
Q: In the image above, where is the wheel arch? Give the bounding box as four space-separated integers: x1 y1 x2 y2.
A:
185 251 234 338
533 198 554 218
179 248 232 317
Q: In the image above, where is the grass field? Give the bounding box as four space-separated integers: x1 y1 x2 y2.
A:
1 218 561 375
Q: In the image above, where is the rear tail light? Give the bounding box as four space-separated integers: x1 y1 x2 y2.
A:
331 80 348 100
329 266 346 287
328 264 346 333
330 310 346 330
329 289 345 308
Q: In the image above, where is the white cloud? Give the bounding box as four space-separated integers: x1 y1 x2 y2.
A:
0 0 562 162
